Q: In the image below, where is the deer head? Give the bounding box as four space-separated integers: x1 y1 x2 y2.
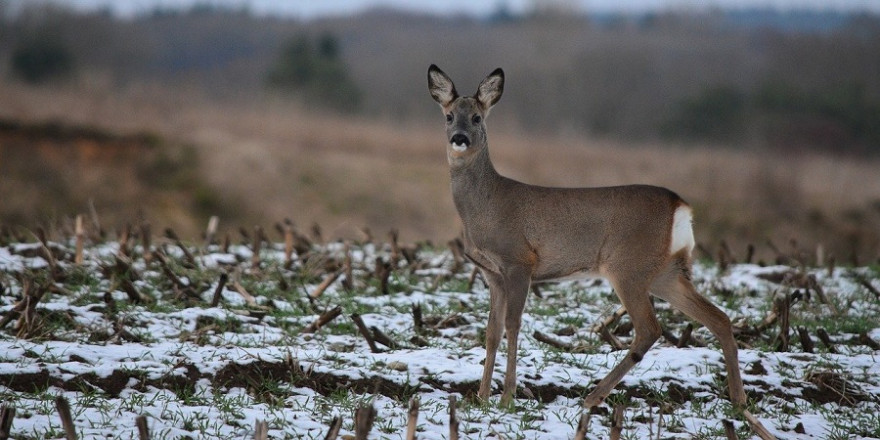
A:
428 65 504 165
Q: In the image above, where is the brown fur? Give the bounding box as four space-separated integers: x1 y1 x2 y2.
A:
427 65 749 411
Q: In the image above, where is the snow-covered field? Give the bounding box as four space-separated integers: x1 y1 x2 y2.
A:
1 237 879 439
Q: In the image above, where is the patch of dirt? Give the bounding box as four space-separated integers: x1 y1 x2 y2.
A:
8 356 873 410
803 370 874 406
0 117 211 236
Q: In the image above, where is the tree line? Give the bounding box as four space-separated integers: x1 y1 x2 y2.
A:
2 4 879 154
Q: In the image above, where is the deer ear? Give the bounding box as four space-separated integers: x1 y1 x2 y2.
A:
475 67 504 110
428 64 458 107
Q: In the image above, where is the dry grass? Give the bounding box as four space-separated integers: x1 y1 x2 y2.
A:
2 79 879 262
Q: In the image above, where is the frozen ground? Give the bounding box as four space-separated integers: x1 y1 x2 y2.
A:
0 238 879 439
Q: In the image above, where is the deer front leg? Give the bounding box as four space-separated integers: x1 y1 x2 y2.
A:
478 272 506 400
500 267 531 406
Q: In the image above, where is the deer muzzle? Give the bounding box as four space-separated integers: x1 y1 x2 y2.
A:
450 133 470 152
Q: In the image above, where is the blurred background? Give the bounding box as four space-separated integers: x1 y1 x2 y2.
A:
1 0 879 263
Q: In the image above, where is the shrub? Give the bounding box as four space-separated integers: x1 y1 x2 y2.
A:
662 85 746 142
11 35 75 83
266 33 362 113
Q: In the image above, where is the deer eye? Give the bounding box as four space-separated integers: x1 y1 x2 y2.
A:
472 114 482 124
445 113 453 123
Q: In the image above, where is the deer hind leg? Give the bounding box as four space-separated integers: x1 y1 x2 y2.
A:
584 276 661 408
478 270 507 400
650 268 747 406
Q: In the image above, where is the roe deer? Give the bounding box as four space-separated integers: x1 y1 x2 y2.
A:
427 65 774 438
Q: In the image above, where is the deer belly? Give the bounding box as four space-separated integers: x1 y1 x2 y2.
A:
535 268 601 283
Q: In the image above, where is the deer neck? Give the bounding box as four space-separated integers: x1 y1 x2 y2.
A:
449 145 503 224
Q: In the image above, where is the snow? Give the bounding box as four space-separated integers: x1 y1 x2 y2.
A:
0 245 49 271
0 240 878 439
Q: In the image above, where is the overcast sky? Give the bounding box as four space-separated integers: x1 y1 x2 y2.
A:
30 0 880 19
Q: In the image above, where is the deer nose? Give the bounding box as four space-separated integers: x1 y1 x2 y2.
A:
450 133 470 147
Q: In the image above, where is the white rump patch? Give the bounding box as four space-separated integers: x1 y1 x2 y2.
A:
670 205 695 254
451 142 468 152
